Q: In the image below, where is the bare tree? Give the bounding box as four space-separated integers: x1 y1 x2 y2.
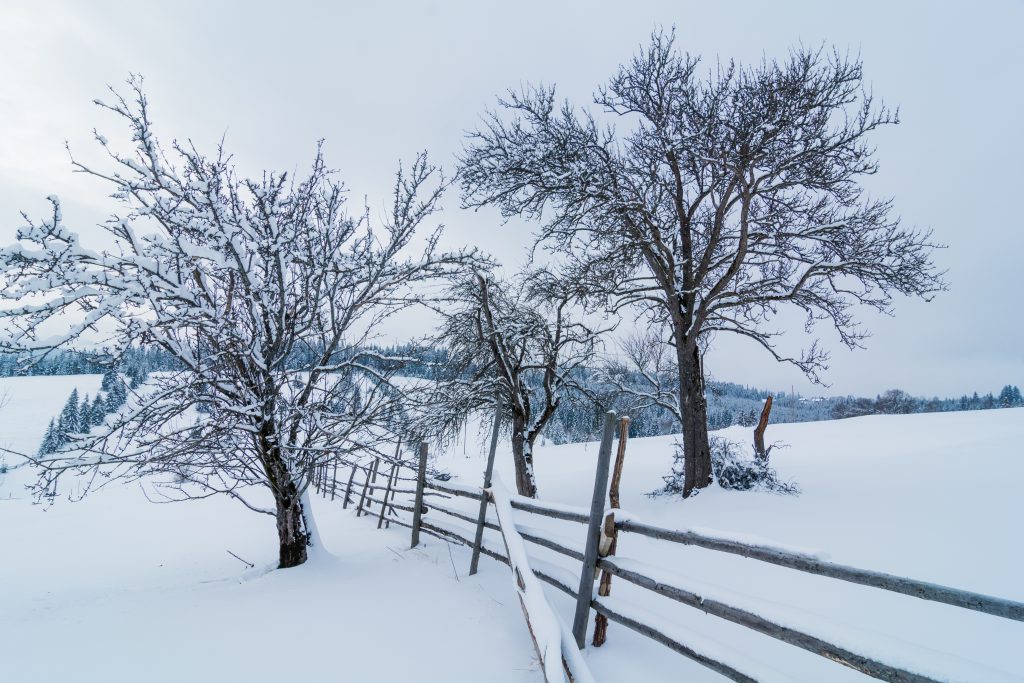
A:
460 32 945 497
420 269 604 497
0 78 475 567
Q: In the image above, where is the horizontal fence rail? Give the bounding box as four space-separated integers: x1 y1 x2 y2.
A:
614 517 1024 623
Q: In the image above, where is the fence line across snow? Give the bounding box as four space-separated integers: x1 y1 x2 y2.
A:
321 415 1024 683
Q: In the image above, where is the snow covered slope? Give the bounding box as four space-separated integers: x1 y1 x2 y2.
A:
1 375 1021 682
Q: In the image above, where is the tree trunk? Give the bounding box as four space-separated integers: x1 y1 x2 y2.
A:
678 342 712 497
511 418 538 498
275 488 308 568
261 428 311 568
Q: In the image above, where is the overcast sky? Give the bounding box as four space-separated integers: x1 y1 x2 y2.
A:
1 0 1021 398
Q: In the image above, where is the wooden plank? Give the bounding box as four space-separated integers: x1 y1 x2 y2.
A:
599 557 943 683
410 441 429 549
432 502 500 531
594 415 630 646
518 528 583 562
424 479 482 500
571 410 617 648
509 496 590 524
470 399 503 575
363 494 417 514
491 478 590 683
615 518 1024 622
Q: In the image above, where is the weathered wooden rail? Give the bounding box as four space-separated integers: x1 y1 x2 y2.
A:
323 413 1024 683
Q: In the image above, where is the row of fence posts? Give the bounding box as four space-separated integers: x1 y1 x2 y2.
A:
311 404 633 653
310 444 413 530
400 404 633 651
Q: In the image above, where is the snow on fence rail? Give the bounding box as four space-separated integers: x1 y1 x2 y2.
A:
319 413 1024 683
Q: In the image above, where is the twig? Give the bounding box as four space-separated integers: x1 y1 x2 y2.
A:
446 540 460 581
226 549 254 569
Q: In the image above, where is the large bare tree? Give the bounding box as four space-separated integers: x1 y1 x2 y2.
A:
460 32 945 496
0 79 475 566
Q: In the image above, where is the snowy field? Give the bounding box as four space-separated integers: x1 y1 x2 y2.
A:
0 375 538 683
2 375 1022 682
437 408 1024 682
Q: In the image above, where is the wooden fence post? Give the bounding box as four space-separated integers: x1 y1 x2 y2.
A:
410 441 429 549
470 398 503 575
330 460 339 500
368 456 385 509
593 415 630 647
377 461 398 529
572 411 617 649
356 458 379 517
342 463 357 509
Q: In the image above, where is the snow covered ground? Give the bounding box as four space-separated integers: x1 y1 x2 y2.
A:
2 375 1022 681
434 408 1024 682
0 375 538 683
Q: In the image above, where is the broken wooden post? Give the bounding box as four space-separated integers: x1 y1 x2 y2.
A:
572 410 617 649
593 415 630 647
754 395 774 460
470 398 503 575
410 441 429 549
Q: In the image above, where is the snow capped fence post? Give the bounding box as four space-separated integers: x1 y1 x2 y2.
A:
410 441 429 549
572 410 618 648
470 398 504 575
593 415 630 647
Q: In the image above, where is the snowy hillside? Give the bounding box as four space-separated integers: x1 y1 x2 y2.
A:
1 376 1022 682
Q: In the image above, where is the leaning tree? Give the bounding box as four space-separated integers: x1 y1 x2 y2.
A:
420 269 604 497
0 78 476 567
460 32 945 497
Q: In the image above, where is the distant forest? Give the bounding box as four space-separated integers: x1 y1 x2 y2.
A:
4 346 1021 446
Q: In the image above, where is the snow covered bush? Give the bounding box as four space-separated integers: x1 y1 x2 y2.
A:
657 436 799 496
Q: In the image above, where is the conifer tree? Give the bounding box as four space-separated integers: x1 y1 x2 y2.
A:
58 389 80 437
90 393 106 427
38 419 59 455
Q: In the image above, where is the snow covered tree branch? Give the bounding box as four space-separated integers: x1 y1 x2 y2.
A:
0 77 480 567
459 31 945 497
417 268 606 497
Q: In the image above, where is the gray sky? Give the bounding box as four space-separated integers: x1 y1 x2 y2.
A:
1 0 1021 398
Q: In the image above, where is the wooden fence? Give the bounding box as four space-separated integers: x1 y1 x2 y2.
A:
318 412 1024 683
